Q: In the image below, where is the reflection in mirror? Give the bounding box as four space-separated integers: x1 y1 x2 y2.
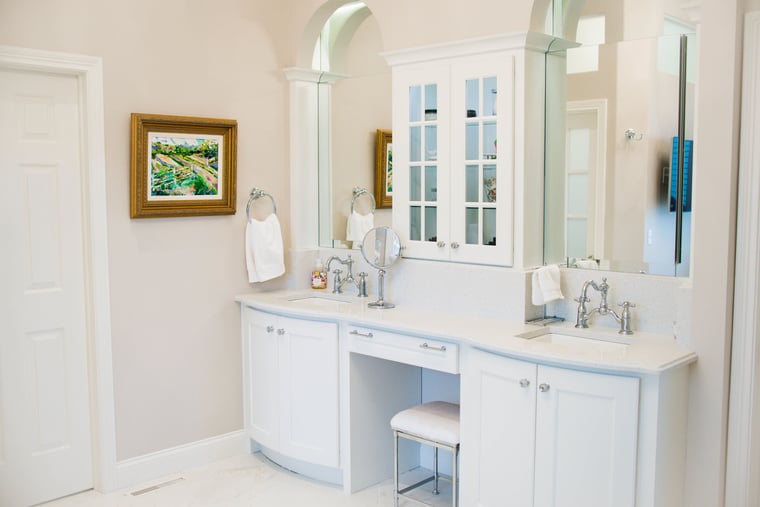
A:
314 2 392 248
361 226 401 309
544 3 697 276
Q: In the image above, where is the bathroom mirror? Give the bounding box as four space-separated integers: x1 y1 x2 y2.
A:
315 3 392 248
543 5 697 276
360 226 401 308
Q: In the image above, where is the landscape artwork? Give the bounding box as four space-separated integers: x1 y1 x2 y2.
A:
130 113 237 218
147 133 223 200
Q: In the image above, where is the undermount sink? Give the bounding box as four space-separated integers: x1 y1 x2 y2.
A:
518 328 630 352
287 295 354 307
531 333 629 351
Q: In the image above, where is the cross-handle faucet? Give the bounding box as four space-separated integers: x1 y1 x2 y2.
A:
325 254 367 296
575 278 634 334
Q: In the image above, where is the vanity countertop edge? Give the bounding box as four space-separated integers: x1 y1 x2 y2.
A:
235 290 697 376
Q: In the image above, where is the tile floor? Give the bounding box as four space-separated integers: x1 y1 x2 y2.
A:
41 453 454 507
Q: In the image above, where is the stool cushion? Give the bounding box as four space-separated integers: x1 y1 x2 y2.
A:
391 401 460 447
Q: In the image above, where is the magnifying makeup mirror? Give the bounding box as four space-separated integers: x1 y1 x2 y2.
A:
360 226 401 309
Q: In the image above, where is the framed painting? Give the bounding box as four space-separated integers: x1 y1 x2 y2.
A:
374 129 392 209
130 113 237 218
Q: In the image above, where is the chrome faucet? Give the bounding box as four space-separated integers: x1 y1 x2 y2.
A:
325 254 368 297
574 278 635 334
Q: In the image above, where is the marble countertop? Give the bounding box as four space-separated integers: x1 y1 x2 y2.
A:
236 290 697 376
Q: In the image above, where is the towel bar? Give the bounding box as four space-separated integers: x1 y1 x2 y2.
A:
246 188 277 220
350 187 376 214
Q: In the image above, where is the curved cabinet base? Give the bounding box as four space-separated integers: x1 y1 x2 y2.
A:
253 440 343 486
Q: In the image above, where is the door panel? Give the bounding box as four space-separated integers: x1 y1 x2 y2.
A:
461 349 536 507
0 68 93 507
534 366 639 507
279 317 339 467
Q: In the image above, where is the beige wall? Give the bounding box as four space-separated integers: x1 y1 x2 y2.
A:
0 0 295 460
0 2 747 506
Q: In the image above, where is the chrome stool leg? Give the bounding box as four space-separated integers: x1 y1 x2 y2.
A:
452 445 459 507
433 446 440 495
394 430 400 507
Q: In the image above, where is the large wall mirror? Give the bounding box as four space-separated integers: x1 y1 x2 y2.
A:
543 0 699 276
315 2 392 249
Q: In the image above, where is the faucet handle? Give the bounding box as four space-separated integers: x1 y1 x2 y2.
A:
574 295 590 303
618 301 635 335
357 272 368 298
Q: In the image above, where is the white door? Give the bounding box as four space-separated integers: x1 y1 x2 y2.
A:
534 366 639 507
0 68 93 506
460 348 537 507
278 316 339 467
565 103 606 261
244 308 280 451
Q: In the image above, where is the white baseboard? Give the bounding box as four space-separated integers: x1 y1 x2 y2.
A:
113 430 247 492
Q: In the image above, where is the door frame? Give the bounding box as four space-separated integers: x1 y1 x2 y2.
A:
0 45 117 493
726 11 760 506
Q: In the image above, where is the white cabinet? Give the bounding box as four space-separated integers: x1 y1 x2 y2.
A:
389 45 516 266
461 348 639 507
241 306 339 468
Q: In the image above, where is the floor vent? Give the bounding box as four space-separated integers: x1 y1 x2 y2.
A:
129 477 185 496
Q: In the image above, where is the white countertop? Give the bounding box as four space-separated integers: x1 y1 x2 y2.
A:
236 290 697 375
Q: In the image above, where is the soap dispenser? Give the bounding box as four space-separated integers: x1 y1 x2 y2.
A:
311 258 327 290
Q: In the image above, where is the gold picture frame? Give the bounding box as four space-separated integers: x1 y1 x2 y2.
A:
374 129 392 209
130 113 238 218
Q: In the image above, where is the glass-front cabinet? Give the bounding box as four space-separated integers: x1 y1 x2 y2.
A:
390 51 515 266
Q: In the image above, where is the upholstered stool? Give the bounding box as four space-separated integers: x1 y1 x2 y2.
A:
390 401 460 507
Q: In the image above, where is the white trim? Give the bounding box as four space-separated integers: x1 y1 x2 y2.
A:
726 11 760 507
115 431 246 491
566 98 608 260
0 45 117 492
383 31 555 68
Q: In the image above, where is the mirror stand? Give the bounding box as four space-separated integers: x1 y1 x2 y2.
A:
361 226 401 310
368 269 394 309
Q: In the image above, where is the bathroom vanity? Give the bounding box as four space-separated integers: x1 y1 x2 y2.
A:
237 291 696 507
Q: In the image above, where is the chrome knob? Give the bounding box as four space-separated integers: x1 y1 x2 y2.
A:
276 328 285 336
538 383 550 393
451 242 460 249
437 241 446 248
519 378 530 388
266 325 274 333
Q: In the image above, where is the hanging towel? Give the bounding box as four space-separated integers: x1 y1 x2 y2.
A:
245 214 285 283
575 259 599 269
531 265 564 306
346 211 374 249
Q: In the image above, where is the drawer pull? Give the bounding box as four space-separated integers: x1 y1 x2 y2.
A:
519 378 530 388
539 383 550 393
419 342 447 352
350 329 374 338
277 328 286 336
266 325 274 333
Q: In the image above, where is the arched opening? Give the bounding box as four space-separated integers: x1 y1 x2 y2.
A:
295 1 389 248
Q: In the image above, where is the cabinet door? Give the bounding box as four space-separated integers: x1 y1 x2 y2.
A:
450 55 515 266
392 63 451 261
243 308 280 451
278 316 339 467
460 348 537 507
534 366 639 507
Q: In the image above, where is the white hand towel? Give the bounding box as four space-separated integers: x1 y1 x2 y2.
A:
346 211 374 249
245 214 285 283
531 265 564 306
575 259 598 269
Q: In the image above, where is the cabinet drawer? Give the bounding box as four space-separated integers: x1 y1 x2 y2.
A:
346 325 459 374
